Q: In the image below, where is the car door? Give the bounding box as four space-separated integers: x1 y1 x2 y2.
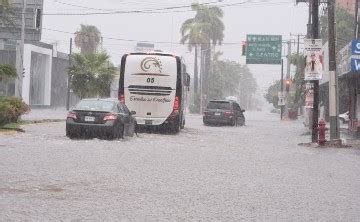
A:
124 105 136 136
117 103 129 132
233 103 242 120
119 103 134 136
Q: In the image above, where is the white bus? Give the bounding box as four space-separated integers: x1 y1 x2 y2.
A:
118 52 190 133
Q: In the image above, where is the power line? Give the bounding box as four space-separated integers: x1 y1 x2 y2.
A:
44 0 231 15
43 0 291 16
42 27 244 45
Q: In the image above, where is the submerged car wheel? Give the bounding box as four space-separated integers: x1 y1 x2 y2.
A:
66 130 77 139
231 118 237 127
170 122 180 134
238 117 245 126
108 124 124 140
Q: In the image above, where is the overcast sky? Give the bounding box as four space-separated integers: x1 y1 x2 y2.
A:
41 0 309 95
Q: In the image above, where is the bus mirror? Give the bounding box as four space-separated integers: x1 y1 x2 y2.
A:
185 73 190 87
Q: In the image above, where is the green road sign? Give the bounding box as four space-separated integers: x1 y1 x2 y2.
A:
246 35 282 65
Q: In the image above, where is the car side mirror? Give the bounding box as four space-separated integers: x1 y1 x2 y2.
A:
130 111 136 115
241 109 245 112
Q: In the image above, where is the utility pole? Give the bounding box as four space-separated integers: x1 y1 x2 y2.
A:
328 0 340 141
286 40 292 79
66 38 73 111
297 34 300 54
311 0 320 143
356 0 360 39
280 59 284 120
15 0 27 98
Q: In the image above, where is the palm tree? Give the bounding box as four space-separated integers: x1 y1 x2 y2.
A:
180 19 208 96
74 24 101 54
68 52 116 98
187 3 225 107
192 3 224 46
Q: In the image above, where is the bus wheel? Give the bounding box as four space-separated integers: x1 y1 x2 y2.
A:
171 122 180 134
180 119 185 129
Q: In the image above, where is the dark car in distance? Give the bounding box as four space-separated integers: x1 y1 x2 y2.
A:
66 98 137 139
203 100 245 126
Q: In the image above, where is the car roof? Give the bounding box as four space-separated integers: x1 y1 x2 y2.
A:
81 98 119 102
208 100 234 103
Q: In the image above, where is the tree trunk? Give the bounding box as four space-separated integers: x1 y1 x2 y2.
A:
194 46 198 95
203 43 211 104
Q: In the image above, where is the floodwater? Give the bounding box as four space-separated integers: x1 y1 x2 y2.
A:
1 112 360 220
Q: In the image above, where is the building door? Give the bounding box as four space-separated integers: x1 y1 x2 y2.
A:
29 52 46 105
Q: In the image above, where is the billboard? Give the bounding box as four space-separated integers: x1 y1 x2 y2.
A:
304 39 323 80
246 34 282 65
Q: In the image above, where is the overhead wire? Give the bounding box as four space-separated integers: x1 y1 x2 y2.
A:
42 27 246 45
43 0 292 16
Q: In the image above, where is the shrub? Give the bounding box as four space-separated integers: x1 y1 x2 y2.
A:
0 96 30 126
0 101 13 126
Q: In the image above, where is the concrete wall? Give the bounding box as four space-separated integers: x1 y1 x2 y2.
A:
0 45 79 108
51 52 79 108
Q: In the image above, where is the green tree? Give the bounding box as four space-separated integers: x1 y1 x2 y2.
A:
320 7 354 118
0 64 17 82
209 52 257 109
68 52 116 98
180 19 208 97
290 53 306 109
239 65 257 109
265 80 281 109
0 0 14 26
74 24 102 54
320 7 355 52
184 3 225 104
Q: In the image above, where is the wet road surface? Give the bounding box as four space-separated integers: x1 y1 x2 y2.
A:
1 112 360 220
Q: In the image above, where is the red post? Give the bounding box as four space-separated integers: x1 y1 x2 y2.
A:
318 119 326 145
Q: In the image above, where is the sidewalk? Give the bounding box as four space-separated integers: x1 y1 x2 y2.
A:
21 108 68 121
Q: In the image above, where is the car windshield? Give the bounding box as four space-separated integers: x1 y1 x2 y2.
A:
207 101 231 110
74 100 115 112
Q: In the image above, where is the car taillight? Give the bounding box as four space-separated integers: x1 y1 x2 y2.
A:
224 111 234 118
103 114 117 121
203 111 211 116
174 96 180 110
119 94 125 103
67 111 77 120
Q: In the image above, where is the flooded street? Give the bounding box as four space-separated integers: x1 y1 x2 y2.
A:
1 112 360 220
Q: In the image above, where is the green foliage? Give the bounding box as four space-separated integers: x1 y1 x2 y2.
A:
0 64 17 82
209 52 257 108
180 4 225 113
191 3 224 46
320 7 355 52
0 0 15 27
291 53 306 108
0 96 30 126
74 24 102 54
264 80 281 109
68 52 116 99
